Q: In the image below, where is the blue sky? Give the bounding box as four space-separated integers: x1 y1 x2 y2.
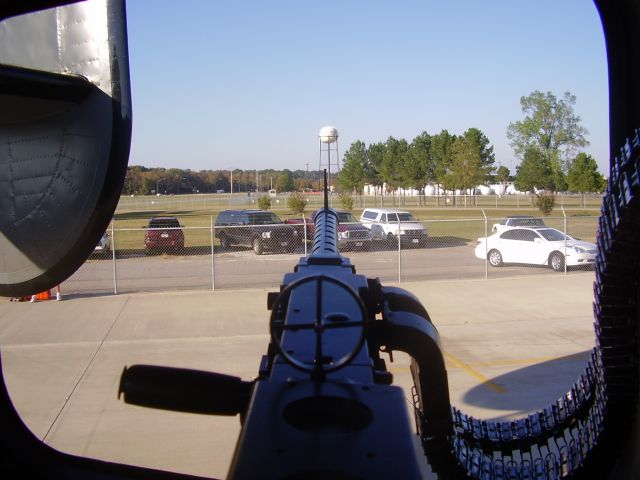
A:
125 1 609 175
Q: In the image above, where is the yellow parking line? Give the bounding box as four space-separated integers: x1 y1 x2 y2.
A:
472 356 560 368
388 355 563 395
444 353 506 393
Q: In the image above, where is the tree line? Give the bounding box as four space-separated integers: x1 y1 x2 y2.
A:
338 91 605 196
123 166 324 195
124 91 605 198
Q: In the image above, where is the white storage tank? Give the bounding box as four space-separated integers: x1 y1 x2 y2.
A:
319 126 338 143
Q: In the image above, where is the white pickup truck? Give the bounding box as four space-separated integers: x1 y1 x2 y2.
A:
359 208 428 247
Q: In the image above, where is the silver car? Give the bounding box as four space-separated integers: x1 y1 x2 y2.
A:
94 232 111 253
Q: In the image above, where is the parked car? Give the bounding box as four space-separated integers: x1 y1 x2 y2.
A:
286 210 373 251
359 208 428 247
144 216 185 254
215 209 299 255
474 226 597 272
94 232 111 253
492 215 546 233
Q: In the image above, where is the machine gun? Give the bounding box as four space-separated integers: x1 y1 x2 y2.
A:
118 171 454 479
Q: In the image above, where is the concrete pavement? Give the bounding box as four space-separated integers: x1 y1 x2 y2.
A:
0 272 596 479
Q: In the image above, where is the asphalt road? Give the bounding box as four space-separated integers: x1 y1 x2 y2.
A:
64 241 593 295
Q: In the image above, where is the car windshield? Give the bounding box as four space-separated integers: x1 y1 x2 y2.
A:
149 219 180 228
538 228 572 241
337 212 357 222
250 212 282 225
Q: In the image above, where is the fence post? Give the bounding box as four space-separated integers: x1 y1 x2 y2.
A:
397 218 402 283
481 209 488 280
111 220 118 295
562 207 567 275
211 216 216 291
303 216 308 256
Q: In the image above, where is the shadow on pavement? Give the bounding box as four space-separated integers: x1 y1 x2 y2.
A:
459 350 593 421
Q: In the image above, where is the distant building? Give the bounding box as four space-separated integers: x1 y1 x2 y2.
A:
361 181 523 196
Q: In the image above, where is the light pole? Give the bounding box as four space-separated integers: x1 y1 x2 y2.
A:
156 178 165 195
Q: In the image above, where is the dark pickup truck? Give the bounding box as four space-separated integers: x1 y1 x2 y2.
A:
286 210 373 251
215 209 300 255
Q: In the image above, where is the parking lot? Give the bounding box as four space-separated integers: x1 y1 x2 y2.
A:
65 232 595 295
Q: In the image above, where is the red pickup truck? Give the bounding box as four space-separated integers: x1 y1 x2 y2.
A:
286 210 373 251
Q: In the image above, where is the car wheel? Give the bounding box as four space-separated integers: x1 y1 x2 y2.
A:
488 249 503 267
253 238 263 255
550 252 565 272
386 233 397 248
219 234 230 249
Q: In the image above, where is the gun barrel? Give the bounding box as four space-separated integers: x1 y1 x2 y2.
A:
311 208 340 256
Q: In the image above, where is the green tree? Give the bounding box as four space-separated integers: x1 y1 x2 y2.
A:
404 132 431 199
430 130 456 204
462 128 495 181
514 148 553 193
339 193 354 210
507 90 589 191
379 136 408 196
141 177 154 195
338 140 367 193
275 170 295 192
366 142 385 193
257 196 271 210
495 165 511 182
288 191 308 214
535 192 556 216
294 177 313 191
125 165 150 194
567 153 605 206
443 134 485 205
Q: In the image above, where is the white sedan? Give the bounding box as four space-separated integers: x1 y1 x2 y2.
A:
474 226 597 272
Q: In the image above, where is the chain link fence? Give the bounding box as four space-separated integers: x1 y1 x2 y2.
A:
115 193 603 214
60 211 599 296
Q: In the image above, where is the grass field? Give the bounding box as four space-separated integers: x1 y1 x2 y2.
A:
109 194 601 251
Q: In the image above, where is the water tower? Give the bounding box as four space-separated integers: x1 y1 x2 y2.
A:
318 126 339 190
